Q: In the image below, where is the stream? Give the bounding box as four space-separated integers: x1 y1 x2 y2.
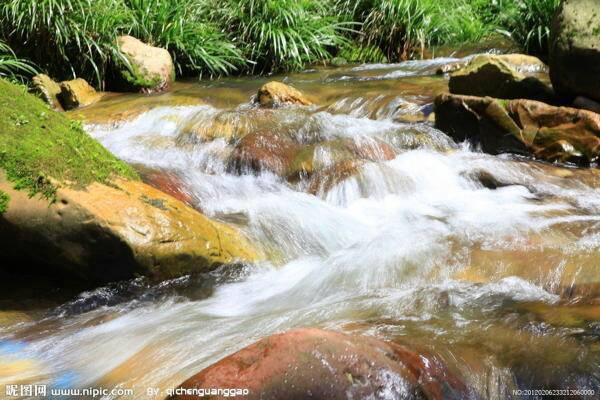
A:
2 56 600 399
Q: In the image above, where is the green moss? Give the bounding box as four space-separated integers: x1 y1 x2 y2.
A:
120 61 163 90
0 78 138 201
0 190 9 214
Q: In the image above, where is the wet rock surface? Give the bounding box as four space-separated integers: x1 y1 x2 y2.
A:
58 78 103 110
0 175 258 285
31 74 63 111
449 55 556 103
257 81 313 108
435 93 600 165
168 328 473 400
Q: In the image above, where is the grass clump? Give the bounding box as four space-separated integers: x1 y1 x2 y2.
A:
0 0 243 86
335 0 492 61
0 78 138 201
0 0 563 83
0 190 9 214
0 40 36 81
125 0 244 78
213 0 350 73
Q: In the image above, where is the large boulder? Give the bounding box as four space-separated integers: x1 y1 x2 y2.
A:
31 74 63 111
168 328 471 400
0 176 258 284
549 0 600 103
59 78 103 110
256 81 312 108
115 35 175 93
449 55 556 103
0 77 257 287
434 93 600 164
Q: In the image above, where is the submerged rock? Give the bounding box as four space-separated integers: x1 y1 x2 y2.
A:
138 167 196 208
115 35 175 93
228 131 300 177
308 159 364 196
59 78 103 110
449 55 556 103
31 74 63 111
168 328 471 400
256 81 312 108
0 176 258 284
549 0 600 103
228 133 396 182
434 93 600 165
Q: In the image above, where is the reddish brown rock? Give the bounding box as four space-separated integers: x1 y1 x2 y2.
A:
347 138 396 162
168 328 471 400
138 168 195 208
228 132 300 176
308 160 364 196
435 93 600 165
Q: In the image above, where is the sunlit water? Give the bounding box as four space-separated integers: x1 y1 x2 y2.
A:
2 57 600 399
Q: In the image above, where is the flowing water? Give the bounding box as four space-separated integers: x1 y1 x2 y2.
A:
2 56 600 399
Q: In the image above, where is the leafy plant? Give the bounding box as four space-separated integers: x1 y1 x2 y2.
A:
1 0 129 87
125 0 244 77
335 0 491 61
508 0 561 55
0 40 37 80
214 0 350 72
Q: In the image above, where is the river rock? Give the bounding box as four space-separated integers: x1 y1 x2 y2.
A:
449 55 556 103
437 54 547 76
138 167 195 208
115 35 175 93
0 175 258 285
434 93 600 165
59 78 102 110
229 133 397 182
496 54 548 73
549 0 600 103
31 74 63 111
168 328 471 400
256 81 312 108
228 131 300 177
308 160 364 196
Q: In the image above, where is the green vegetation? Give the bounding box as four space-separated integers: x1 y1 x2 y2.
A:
0 78 138 201
212 0 349 73
0 190 9 214
473 0 561 55
0 0 561 84
0 40 36 81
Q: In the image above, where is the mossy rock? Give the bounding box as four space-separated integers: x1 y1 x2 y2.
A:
0 78 138 200
549 0 600 102
31 74 63 111
0 78 259 288
449 55 556 103
115 35 175 93
0 176 259 285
